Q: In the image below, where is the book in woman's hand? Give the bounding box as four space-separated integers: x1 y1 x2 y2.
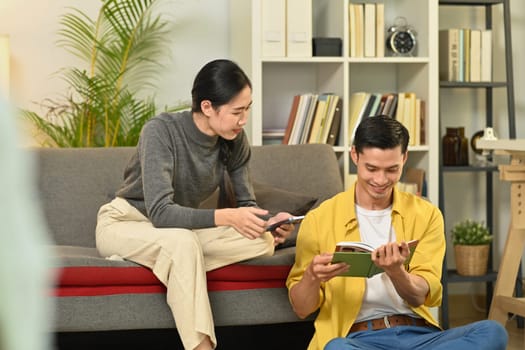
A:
331 239 419 278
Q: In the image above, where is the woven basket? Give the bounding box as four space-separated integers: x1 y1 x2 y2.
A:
454 244 490 276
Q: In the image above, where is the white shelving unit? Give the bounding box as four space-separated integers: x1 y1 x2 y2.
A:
251 0 439 205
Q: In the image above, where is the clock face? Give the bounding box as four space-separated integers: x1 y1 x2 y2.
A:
391 31 416 55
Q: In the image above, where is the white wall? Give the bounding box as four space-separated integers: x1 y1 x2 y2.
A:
0 0 239 142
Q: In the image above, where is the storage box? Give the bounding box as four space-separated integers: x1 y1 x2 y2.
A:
312 37 342 57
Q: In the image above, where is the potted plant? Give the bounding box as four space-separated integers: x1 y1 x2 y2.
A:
21 0 187 147
451 219 493 276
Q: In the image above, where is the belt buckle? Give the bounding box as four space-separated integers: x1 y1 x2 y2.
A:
383 316 391 328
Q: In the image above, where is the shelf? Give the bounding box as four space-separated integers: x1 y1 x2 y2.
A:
439 0 504 5
440 81 508 88
438 0 517 329
441 165 498 172
447 269 498 283
251 0 439 196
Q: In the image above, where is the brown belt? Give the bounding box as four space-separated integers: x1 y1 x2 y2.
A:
349 315 430 333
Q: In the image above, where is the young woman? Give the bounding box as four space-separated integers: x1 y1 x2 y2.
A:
96 59 295 350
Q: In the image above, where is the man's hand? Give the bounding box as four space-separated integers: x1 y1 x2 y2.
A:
265 212 297 245
371 241 429 307
289 253 348 319
371 241 410 273
306 253 349 282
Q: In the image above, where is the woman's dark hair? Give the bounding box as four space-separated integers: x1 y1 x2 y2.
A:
353 115 410 154
191 59 252 113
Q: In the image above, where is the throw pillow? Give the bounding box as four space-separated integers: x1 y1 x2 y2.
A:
253 181 317 216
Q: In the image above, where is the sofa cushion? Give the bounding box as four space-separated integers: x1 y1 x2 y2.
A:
53 245 296 297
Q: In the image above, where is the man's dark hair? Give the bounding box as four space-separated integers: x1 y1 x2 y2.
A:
353 115 410 154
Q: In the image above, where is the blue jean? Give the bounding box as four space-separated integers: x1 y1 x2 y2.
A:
324 320 507 350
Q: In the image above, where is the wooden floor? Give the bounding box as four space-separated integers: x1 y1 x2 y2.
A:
447 294 523 350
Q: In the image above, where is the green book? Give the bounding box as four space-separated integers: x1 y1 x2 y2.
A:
331 239 419 278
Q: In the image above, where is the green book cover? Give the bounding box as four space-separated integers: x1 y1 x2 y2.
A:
331 240 418 278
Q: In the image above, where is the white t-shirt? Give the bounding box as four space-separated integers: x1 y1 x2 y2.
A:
354 204 416 322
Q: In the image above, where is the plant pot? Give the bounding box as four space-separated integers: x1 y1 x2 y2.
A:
454 244 490 276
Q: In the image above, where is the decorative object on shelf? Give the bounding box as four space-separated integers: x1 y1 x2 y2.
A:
451 219 493 276
442 127 468 166
471 127 498 166
312 37 342 57
386 16 416 56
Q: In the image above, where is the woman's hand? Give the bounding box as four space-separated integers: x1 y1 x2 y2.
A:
266 212 296 245
215 207 269 239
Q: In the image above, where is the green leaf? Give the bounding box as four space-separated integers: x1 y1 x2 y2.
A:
21 0 185 148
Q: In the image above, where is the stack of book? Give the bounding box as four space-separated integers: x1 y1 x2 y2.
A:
281 93 343 146
348 2 385 58
439 28 492 82
348 92 426 147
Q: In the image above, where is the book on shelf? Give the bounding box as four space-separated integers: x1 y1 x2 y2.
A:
326 98 343 146
299 94 319 144
458 29 465 81
414 98 421 146
361 93 378 119
283 93 342 145
403 92 417 146
480 29 492 82
349 2 384 58
286 0 312 57
282 94 300 144
348 3 357 57
368 93 383 117
439 29 460 81
348 92 370 142
261 0 286 57
308 94 330 143
469 29 481 82
289 94 313 144
395 92 406 124
375 3 385 57
380 93 398 118
364 3 376 57
332 239 419 278
440 28 491 83
463 28 471 82
419 100 426 145
319 95 341 144
349 3 364 57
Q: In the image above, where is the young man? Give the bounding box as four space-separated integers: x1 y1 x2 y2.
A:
286 116 507 350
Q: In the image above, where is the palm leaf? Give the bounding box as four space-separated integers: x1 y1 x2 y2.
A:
21 0 182 148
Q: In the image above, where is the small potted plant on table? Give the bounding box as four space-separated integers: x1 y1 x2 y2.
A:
451 219 493 276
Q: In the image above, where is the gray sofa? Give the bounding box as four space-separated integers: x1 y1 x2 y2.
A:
35 143 343 349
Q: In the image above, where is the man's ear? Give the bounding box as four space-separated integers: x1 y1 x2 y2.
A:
402 151 408 165
350 146 358 165
200 100 214 116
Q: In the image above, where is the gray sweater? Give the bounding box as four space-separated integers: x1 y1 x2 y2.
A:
116 111 256 228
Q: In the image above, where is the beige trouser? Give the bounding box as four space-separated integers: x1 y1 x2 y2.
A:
95 197 275 350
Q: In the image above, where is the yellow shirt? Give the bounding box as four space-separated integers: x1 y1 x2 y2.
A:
286 184 445 350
